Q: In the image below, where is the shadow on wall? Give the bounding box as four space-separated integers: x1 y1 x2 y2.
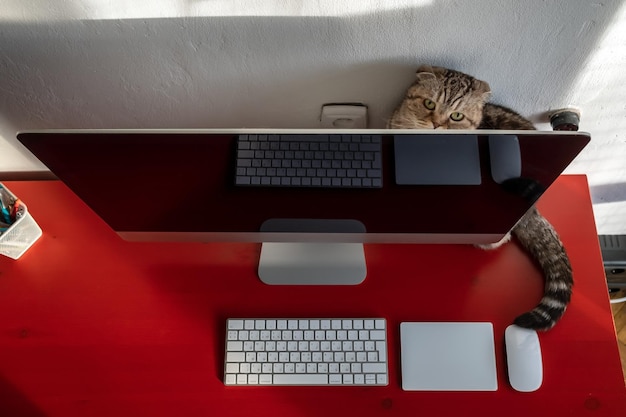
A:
0 1 621 137
591 183 626 204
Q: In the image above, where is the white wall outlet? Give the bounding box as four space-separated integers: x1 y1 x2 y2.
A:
320 104 368 128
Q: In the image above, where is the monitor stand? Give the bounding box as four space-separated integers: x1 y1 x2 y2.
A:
258 219 367 285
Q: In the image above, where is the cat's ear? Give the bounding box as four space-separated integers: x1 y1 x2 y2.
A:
473 79 492 102
416 65 445 77
416 64 435 74
415 65 439 87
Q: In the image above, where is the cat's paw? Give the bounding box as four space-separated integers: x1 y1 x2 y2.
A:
475 233 511 250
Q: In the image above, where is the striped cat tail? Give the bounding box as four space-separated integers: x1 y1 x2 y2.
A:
511 207 573 331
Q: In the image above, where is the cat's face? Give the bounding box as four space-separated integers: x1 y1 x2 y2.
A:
388 65 491 130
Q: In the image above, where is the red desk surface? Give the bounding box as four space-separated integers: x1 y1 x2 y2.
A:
1 175 625 416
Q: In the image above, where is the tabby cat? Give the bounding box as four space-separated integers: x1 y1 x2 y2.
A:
388 65 572 331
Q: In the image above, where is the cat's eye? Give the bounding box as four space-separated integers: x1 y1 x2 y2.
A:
450 112 464 121
423 99 436 110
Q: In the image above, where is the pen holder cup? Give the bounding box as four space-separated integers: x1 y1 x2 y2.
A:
0 184 43 260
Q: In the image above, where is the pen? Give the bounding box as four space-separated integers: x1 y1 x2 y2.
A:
0 188 17 224
0 204 10 225
0 219 9 234
10 199 21 221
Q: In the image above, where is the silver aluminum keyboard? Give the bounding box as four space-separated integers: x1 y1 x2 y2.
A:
234 134 383 188
224 318 389 386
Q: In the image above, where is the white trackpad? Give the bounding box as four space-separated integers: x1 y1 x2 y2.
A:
400 322 497 391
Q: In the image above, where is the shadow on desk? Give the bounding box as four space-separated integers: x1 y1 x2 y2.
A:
611 290 626 382
0 378 47 417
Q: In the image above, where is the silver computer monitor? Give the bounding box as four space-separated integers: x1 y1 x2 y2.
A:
17 129 590 285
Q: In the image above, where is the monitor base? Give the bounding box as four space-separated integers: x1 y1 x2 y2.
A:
258 242 367 285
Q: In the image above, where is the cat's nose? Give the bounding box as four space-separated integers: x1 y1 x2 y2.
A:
432 121 440 129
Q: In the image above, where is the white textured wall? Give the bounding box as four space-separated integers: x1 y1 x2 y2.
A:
1 0 625 233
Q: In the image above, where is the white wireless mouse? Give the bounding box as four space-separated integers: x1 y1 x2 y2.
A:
505 324 543 392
